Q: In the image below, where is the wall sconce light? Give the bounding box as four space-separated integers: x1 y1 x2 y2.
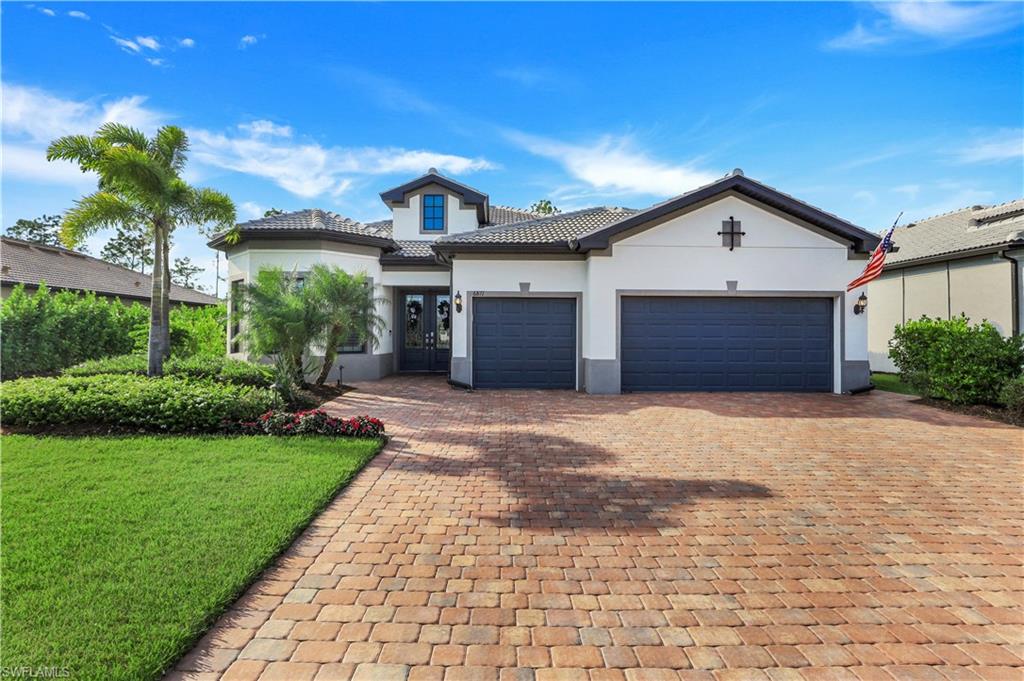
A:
454 291 463 313
853 292 868 315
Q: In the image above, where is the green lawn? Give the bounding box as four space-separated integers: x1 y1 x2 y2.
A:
0 434 382 681
871 372 919 395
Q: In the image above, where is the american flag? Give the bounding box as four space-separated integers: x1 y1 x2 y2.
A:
847 223 897 292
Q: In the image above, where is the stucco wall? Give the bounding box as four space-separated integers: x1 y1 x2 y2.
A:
224 241 397 380
391 184 479 241
867 254 1016 373
450 195 870 394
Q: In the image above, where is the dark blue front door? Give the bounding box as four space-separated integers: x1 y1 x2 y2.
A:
620 296 833 392
472 298 576 389
399 291 450 373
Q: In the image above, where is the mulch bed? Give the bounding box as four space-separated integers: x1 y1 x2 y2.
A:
912 396 1022 428
295 383 354 407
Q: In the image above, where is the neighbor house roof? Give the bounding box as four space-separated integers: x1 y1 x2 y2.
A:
573 171 880 254
433 207 639 254
884 199 1024 268
207 209 395 250
0 237 219 305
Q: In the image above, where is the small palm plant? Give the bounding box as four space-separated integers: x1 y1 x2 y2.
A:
47 124 236 375
306 265 387 386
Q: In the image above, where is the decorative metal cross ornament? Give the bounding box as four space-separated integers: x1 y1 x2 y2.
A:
717 217 745 251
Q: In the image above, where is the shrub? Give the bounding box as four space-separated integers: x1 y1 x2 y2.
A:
63 354 274 388
999 375 1024 423
232 410 385 438
0 374 282 432
0 284 147 378
889 316 1024 405
130 304 227 358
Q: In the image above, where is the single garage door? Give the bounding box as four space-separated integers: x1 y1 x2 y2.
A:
621 297 833 392
473 297 576 389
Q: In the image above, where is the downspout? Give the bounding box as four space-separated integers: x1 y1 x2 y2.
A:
998 248 1021 336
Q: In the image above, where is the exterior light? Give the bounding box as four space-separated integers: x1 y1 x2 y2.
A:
454 291 463 313
853 292 868 315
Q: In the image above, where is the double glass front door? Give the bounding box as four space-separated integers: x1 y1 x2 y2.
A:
399 290 451 372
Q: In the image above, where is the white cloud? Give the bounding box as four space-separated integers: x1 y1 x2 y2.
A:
239 201 267 220
239 120 292 138
179 37 195 48
954 128 1024 164
2 84 166 187
39 7 55 16
67 10 89 20
111 36 141 53
190 125 494 198
146 58 166 68
892 184 921 200
136 35 160 51
826 1 1024 50
239 34 262 48
506 130 719 198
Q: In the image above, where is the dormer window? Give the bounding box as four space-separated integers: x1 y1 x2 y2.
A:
423 194 445 232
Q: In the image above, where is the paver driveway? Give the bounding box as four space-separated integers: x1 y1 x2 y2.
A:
172 376 1023 681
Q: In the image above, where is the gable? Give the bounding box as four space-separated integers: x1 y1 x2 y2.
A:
615 193 853 252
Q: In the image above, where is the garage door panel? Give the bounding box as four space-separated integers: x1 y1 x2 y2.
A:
473 297 576 389
621 297 832 392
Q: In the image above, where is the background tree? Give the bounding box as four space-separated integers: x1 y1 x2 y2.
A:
171 256 203 288
47 123 236 376
5 214 65 247
100 224 153 273
306 265 387 385
529 199 560 215
263 208 285 217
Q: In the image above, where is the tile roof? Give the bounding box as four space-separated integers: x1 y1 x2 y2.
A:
236 209 391 238
390 241 436 259
436 207 639 245
487 205 544 225
0 237 219 305
886 199 1024 265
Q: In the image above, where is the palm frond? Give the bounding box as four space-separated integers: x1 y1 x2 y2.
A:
96 123 149 151
187 187 237 231
46 135 103 168
60 192 145 247
92 146 170 200
151 126 190 173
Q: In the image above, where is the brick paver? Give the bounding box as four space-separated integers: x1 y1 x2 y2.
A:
171 377 1023 681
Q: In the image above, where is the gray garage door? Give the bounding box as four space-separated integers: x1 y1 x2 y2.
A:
473 298 576 389
621 297 833 392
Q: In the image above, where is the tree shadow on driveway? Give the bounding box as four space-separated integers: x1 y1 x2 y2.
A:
385 427 772 530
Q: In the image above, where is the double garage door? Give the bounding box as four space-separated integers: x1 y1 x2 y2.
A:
471 296 832 391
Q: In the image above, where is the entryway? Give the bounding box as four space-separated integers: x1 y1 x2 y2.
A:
398 289 451 373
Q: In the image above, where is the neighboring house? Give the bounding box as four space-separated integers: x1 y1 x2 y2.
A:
0 236 219 307
210 169 880 393
868 200 1024 373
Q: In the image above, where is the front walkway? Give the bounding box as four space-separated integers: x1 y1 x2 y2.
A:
172 376 1023 681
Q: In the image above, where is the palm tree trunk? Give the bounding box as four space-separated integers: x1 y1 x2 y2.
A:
147 222 166 376
315 326 340 385
161 235 172 359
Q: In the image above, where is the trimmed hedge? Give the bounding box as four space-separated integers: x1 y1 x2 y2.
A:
0 374 282 432
889 316 1024 405
64 354 274 388
1 284 147 378
999 375 1024 422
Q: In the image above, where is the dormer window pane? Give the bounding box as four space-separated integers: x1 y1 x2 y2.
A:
423 194 445 231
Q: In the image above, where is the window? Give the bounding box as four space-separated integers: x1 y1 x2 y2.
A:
229 279 243 353
422 194 445 232
338 330 366 354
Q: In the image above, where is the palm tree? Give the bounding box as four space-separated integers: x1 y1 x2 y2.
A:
306 265 387 386
47 124 236 376
237 267 328 389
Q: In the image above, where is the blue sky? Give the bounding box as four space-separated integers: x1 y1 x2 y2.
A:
3 1 1022 292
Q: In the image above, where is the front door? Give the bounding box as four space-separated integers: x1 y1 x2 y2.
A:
399 290 451 373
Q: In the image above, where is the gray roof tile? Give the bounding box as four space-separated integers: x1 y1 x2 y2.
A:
391 240 436 259
437 207 638 245
887 199 1024 265
1 237 219 305
236 209 391 238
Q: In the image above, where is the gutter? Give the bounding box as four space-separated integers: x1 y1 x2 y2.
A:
882 240 1024 271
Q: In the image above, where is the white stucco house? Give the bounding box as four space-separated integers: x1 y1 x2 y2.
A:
210 169 881 394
